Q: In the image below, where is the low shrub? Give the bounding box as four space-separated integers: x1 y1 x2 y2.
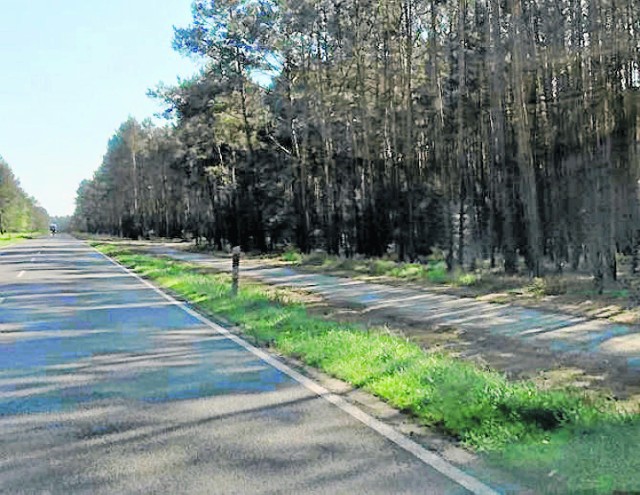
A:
426 261 449 283
281 248 303 264
528 276 567 296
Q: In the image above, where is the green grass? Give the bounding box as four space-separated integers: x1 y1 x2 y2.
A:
96 242 639 493
297 254 456 284
495 421 640 493
280 247 303 264
295 254 482 287
0 232 40 247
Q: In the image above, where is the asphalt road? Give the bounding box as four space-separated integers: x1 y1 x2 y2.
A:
0 236 486 494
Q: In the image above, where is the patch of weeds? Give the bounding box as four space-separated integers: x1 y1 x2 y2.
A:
304 251 328 266
496 417 640 494
280 248 303 264
527 277 567 297
334 258 359 272
301 252 453 285
425 261 449 283
321 257 338 269
607 288 630 299
453 270 481 287
0 232 39 247
389 263 427 280
370 259 398 276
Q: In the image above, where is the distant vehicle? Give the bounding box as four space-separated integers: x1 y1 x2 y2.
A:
49 223 58 236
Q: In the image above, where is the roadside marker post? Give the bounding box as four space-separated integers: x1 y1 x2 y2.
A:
231 246 241 296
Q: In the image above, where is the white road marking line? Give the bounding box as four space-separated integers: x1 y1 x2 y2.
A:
89 241 498 495
17 271 25 278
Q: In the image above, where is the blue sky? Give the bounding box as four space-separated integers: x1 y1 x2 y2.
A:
0 1 201 216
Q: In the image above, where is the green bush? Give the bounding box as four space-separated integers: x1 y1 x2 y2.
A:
370 259 397 276
426 261 449 283
334 258 358 271
281 248 303 264
456 272 480 286
389 263 426 279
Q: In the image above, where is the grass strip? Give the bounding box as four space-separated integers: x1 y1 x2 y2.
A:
280 247 489 286
96 243 640 493
0 232 40 248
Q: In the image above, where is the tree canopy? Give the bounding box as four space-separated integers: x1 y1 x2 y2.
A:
0 156 49 233
73 0 640 290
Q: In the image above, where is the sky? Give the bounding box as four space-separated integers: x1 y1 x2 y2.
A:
0 1 202 216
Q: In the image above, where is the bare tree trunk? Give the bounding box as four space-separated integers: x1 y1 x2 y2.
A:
510 0 542 277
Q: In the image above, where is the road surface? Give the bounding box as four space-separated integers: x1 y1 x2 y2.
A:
0 236 490 494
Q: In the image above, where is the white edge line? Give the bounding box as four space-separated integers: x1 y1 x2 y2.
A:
87 241 498 495
17 271 25 278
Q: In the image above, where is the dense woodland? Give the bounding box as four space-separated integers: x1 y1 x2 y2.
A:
0 157 49 233
73 0 640 289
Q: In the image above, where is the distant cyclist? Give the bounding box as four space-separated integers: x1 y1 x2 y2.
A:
49 223 57 236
